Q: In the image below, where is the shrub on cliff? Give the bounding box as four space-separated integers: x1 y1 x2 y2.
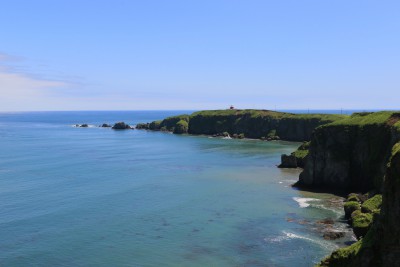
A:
159 115 189 132
173 120 189 134
135 123 149 129
361 194 382 213
346 194 361 202
352 212 373 238
149 120 161 130
344 201 360 219
317 228 375 267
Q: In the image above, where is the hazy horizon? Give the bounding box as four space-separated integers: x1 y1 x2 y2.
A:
1 1 399 111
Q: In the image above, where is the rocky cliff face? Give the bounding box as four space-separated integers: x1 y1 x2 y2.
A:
297 112 400 192
138 109 345 141
377 142 400 266
188 110 344 141
318 142 400 267
278 141 309 168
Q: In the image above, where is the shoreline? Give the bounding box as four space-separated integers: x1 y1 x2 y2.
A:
135 109 400 266
79 122 356 259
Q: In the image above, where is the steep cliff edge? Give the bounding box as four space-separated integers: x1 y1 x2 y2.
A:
318 142 400 267
137 109 345 141
188 110 345 141
296 112 400 192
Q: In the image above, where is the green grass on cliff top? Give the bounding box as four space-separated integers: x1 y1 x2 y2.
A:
190 109 346 121
326 111 400 127
361 194 382 213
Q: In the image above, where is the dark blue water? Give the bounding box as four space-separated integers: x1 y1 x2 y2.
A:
0 111 354 266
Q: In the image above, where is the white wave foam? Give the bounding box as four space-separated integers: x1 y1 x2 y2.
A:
293 197 319 208
283 231 339 250
283 231 314 242
265 230 339 250
310 203 343 216
265 235 289 243
265 231 315 244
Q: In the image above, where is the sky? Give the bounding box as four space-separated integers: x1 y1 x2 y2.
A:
0 0 399 111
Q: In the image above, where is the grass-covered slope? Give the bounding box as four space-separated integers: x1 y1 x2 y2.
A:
297 111 400 192
137 109 345 141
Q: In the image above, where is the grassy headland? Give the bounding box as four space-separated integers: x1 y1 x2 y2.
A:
298 111 400 192
137 109 346 141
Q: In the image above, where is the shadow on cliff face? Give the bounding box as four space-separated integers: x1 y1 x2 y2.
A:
296 112 400 194
317 142 400 266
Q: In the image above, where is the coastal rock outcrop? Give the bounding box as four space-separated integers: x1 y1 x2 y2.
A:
173 119 189 134
279 141 310 168
112 122 132 130
323 231 345 240
278 154 297 168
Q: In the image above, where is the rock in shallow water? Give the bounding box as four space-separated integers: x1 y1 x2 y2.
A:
278 154 297 168
323 230 345 240
112 122 132 129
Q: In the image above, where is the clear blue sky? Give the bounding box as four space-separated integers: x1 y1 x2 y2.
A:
0 0 399 111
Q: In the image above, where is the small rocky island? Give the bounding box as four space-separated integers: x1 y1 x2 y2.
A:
111 122 132 129
75 122 133 130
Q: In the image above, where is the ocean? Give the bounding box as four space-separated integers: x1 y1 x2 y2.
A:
0 111 355 266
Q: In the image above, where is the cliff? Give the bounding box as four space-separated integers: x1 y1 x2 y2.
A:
290 111 400 266
137 109 345 141
278 141 310 168
297 111 400 192
318 142 400 267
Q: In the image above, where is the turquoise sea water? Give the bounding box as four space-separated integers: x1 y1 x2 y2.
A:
0 111 354 266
